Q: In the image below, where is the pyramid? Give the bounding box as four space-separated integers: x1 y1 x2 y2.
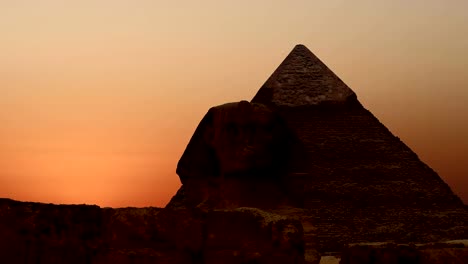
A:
252 45 468 251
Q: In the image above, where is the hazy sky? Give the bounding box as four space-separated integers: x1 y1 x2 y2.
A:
1 1 467 207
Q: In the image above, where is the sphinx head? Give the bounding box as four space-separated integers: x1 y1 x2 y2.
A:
177 101 291 184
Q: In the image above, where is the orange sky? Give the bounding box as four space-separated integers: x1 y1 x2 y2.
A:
1 1 468 207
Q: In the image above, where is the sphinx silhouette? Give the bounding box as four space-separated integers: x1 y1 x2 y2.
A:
171 100 298 209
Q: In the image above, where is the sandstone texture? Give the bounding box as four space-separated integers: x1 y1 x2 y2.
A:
0 198 305 264
340 240 468 264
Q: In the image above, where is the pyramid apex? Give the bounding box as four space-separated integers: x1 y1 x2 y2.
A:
293 43 308 49
252 45 356 107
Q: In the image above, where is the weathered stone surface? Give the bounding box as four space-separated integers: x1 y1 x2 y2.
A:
155 207 308 263
203 207 305 264
0 198 104 264
0 198 306 263
0 198 193 263
154 207 205 253
340 240 468 264
319 256 340 264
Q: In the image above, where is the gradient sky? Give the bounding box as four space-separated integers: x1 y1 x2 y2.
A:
1 1 467 207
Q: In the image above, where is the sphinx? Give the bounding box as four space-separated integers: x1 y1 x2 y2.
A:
169 101 297 209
